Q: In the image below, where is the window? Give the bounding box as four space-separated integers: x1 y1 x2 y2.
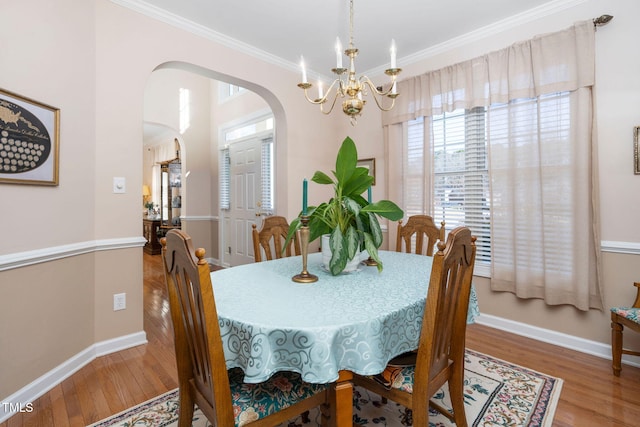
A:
260 137 274 215
405 94 573 274
219 148 230 210
224 117 273 142
406 107 490 267
391 21 601 309
488 92 573 277
219 116 275 213
218 82 246 102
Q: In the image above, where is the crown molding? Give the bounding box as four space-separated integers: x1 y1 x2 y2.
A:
361 0 589 76
113 0 588 79
110 0 298 72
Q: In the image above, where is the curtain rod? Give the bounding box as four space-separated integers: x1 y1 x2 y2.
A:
593 14 613 27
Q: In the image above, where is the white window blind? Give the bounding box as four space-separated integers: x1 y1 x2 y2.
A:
220 148 230 210
406 108 490 265
260 137 274 215
405 119 426 216
489 92 573 277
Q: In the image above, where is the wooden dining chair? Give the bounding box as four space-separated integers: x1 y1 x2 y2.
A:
161 229 329 427
354 226 476 427
396 215 445 256
611 281 640 376
252 216 301 262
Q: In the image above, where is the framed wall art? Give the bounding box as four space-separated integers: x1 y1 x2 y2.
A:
0 88 60 185
635 126 640 175
357 157 376 185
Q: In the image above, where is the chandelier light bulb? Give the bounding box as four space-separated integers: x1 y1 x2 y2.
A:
300 56 308 84
390 39 397 69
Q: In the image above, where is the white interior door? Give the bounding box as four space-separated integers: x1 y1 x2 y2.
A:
226 137 261 266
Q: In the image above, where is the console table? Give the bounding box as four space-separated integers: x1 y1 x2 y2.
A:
142 219 162 255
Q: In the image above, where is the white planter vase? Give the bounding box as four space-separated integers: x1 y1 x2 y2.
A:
321 234 361 274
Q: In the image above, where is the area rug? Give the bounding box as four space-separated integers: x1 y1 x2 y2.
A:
88 349 562 427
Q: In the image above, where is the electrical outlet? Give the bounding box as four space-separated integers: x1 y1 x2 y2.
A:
113 293 126 311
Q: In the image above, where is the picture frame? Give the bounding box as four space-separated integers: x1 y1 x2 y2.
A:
0 88 60 185
635 126 640 175
357 157 376 185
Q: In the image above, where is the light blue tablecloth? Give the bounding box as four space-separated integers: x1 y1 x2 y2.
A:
211 250 479 384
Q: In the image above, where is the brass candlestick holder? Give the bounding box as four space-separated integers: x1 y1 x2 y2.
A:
292 215 318 283
364 256 378 266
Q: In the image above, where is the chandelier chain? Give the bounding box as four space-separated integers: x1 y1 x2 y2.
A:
349 0 355 49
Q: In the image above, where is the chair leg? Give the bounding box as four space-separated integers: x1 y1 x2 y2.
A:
448 367 468 427
411 406 429 427
611 319 623 377
177 389 195 427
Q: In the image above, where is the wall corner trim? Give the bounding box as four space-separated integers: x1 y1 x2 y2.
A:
0 331 147 423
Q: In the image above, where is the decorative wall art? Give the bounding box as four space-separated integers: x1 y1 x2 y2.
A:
635 126 640 175
357 158 376 185
0 88 60 185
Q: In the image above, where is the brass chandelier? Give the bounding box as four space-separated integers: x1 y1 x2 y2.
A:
297 0 401 125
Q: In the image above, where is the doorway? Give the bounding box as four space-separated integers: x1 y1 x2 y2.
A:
219 117 274 267
145 64 284 267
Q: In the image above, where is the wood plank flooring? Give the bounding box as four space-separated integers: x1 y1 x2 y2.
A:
2 253 640 426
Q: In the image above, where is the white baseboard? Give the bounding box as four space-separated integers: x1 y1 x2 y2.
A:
205 257 221 268
0 331 147 423
476 313 640 368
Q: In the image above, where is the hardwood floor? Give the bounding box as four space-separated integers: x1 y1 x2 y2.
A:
3 253 640 426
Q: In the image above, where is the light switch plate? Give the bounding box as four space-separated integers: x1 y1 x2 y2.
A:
113 177 126 193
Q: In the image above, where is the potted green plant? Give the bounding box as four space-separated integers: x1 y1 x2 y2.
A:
287 136 403 275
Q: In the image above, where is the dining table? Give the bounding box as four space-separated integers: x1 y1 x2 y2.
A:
211 250 479 427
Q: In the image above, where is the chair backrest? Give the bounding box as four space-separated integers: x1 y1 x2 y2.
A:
396 215 445 256
161 229 235 425
252 216 301 262
414 226 476 396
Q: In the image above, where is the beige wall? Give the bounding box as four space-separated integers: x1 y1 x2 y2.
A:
0 0 100 400
1 0 639 406
0 255 94 395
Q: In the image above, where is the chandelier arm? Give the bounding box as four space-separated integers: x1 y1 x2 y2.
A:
299 78 342 105
320 91 341 115
360 77 395 97
361 80 398 112
370 95 397 112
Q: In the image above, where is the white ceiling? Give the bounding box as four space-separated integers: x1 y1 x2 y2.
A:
134 0 577 144
128 0 565 76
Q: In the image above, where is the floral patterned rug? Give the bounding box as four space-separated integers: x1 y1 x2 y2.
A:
88 349 562 427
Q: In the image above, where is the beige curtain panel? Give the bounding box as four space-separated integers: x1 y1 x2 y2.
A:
384 21 603 310
383 21 595 125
